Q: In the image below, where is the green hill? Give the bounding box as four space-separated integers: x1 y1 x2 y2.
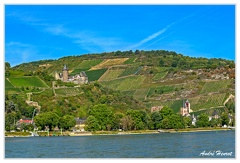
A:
6 50 235 117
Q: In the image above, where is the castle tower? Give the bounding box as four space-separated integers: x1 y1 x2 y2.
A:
185 99 190 113
180 99 191 116
62 64 68 82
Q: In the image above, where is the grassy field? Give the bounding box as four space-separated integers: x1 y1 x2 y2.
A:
200 80 232 94
86 68 108 81
91 58 129 70
9 76 48 88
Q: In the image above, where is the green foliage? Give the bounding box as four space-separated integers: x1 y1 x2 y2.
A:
151 111 162 129
159 106 174 119
88 104 115 130
59 115 76 130
196 113 209 127
34 112 60 130
183 116 192 127
221 112 230 126
126 110 147 130
85 115 100 131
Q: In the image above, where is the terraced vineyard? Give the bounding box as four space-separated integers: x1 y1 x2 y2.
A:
5 79 14 87
90 58 129 70
118 66 140 77
133 88 149 101
190 93 227 111
200 80 232 94
148 85 175 97
152 72 168 80
54 87 82 95
100 69 125 81
9 77 48 88
123 57 136 64
101 75 146 91
85 68 108 81
77 59 103 70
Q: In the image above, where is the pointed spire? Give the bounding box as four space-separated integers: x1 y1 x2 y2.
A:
63 64 68 71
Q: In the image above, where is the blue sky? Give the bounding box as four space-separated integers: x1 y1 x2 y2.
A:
5 5 235 66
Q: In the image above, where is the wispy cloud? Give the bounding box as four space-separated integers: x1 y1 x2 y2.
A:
6 11 123 53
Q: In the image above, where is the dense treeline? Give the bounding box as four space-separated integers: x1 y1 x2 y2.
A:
12 49 235 73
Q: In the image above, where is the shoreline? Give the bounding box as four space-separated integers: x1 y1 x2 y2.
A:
5 128 234 137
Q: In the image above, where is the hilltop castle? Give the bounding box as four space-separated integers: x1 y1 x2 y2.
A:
55 64 88 84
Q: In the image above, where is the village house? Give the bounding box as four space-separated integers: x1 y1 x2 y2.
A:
73 118 87 132
151 106 163 112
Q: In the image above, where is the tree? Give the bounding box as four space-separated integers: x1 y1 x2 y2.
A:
221 112 230 126
126 110 147 130
196 113 209 127
151 111 162 129
85 115 100 131
59 115 76 130
121 115 133 131
34 112 60 131
159 106 173 119
168 114 184 129
183 116 192 128
88 104 114 130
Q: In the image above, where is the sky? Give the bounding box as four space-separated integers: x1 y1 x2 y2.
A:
5 5 235 67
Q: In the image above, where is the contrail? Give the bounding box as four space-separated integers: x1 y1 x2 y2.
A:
130 22 175 49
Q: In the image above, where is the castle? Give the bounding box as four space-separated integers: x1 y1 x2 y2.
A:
55 64 88 84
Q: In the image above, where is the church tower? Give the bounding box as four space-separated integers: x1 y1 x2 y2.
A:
62 64 68 82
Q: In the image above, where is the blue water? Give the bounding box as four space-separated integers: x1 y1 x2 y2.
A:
5 130 235 158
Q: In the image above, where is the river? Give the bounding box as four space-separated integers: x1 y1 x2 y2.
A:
5 130 235 158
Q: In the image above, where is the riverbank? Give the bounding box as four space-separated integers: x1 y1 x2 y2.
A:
5 127 234 137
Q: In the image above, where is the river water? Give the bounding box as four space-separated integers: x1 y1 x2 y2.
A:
5 130 235 158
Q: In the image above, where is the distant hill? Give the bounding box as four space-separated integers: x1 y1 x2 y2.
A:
6 50 235 117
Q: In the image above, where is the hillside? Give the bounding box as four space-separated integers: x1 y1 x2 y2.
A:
5 50 235 131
